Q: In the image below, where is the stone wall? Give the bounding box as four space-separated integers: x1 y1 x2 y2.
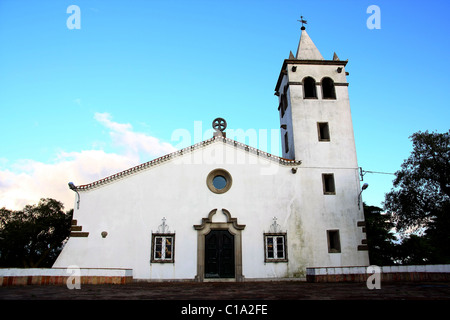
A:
0 268 133 286
306 264 450 282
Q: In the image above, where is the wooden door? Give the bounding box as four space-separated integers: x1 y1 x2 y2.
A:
205 230 235 278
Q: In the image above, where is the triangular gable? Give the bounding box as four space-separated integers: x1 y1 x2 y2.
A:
75 136 301 191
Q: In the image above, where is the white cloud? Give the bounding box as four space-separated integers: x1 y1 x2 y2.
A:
0 113 177 211
94 112 176 160
0 151 135 211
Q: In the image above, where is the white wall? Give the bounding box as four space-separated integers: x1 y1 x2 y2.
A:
54 140 369 280
278 63 357 169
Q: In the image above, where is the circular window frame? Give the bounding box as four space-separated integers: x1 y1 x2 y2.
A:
206 169 232 194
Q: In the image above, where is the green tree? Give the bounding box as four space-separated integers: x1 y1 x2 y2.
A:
363 203 397 265
0 198 73 268
393 234 434 265
384 130 450 264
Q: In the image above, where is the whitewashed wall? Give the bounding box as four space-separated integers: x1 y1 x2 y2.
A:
54 141 369 280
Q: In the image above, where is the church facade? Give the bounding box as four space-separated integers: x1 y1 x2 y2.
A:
53 27 370 281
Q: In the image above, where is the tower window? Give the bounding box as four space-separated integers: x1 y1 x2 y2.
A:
322 173 336 194
303 77 317 99
280 85 288 117
284 132 289 153
327 230 341 253
317 122 330 141
321 77 336 99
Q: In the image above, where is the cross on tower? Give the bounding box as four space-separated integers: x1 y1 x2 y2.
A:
297 16 307 30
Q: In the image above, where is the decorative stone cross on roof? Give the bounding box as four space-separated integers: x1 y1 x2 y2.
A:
212 117 227 138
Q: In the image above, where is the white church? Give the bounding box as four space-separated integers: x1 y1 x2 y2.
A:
53 25 370 281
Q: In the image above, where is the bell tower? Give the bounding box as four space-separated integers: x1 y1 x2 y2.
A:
275 24 358 170
274 22 370 267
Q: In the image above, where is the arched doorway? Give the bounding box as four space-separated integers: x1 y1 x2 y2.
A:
194 209 245 282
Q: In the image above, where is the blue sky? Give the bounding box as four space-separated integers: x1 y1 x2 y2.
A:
0 0 449 210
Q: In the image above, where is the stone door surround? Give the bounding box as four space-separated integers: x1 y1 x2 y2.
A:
193 209 245 282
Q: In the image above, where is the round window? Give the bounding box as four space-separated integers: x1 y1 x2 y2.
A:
212 175 227 190
207 169 232 194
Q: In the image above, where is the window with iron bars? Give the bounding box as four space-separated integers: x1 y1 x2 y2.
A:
264 233 288 262
151 234 175 263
